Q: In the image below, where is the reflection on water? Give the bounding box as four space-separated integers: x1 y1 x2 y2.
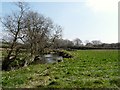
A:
34 54 63 64
44 54 63 63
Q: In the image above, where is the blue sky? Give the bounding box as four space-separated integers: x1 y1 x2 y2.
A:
0 0 119 43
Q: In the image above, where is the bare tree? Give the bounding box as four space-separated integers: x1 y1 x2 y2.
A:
84 40 90 45
2 2 62 70
50 24 62 49
20 11 62 61
73 38 83 46
2 2 29 70
91 40 102 45
85 42 93 47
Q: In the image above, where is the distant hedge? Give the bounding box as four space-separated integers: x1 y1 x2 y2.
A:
66 46 120 50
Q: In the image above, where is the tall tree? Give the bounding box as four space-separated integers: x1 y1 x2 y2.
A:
22 11 62 56
2 2 29 70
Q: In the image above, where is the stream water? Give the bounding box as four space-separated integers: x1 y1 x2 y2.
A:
44 54 63 63
35 54 63 64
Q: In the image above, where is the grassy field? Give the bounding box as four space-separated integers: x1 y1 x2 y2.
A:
2 50 120 88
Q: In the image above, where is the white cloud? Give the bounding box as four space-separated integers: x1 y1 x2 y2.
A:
86 0 119 13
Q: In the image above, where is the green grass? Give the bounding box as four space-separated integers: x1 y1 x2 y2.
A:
2 50 120 88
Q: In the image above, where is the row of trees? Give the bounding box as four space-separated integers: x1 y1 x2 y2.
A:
52 38 120 49
53 38 102 48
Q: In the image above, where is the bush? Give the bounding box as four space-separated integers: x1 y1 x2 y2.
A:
2 56 26 71
53 50 73 58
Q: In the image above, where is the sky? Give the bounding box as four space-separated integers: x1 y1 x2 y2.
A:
0 0 119 43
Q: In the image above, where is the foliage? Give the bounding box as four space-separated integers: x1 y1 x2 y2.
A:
2 50 119 88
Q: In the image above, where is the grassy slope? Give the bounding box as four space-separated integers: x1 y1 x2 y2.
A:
2 50 120 88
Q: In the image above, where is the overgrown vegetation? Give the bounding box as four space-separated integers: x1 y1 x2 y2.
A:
1 2 62 71
2 50 119 88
